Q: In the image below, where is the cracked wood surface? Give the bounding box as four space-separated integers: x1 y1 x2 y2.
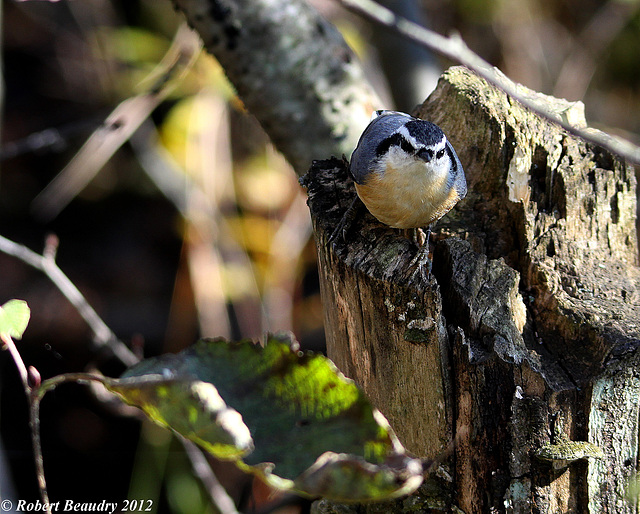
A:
305 67 640 512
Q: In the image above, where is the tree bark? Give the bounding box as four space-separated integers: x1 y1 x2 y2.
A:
171 0 380 175
304 66 640 512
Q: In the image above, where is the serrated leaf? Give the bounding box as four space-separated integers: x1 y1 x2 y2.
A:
0 300 30 340
109 333 423 501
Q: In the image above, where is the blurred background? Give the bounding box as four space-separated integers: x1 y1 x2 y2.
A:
1 0 638 512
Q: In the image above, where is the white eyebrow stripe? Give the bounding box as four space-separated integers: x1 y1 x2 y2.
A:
397 125 419 149
434 139 447 152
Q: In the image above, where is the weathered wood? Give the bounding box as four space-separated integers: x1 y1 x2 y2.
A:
304 66 640 512
302 159 453 462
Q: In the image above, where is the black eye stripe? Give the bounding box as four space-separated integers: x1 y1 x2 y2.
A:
400 138 414 154
374 130 450 165
375 133 414 157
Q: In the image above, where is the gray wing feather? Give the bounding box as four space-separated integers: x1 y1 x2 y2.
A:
350 112 411 183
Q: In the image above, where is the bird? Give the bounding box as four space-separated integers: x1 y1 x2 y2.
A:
334 110 467 280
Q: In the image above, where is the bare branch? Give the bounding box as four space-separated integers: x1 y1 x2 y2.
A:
29 395 50 513
30 373 114 514
31 24 202 221
171 0 380 174
2 333 30 393
0 234 138 366
179 437 240 514
338 0 640 165
0 233 241 512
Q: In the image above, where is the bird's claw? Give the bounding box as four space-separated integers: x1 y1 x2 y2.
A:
406 243 433 285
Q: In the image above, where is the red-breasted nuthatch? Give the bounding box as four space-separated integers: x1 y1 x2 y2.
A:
336 110 467 278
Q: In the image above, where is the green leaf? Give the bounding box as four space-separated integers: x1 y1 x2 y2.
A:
111 376 253 459
108 333 423 501
0 300 30 340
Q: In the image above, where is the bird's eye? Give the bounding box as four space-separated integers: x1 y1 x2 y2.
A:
436 149 446 159
416 148 434 162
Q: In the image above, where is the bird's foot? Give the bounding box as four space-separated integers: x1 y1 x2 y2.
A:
405 225 433 285
406 243 433 285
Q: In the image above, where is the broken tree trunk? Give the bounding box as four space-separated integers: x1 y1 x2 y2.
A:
303 66 640 513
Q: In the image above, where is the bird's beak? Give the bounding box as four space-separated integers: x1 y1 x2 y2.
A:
416 148 433 162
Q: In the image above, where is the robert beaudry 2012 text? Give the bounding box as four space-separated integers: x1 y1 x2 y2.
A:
16 500 128 513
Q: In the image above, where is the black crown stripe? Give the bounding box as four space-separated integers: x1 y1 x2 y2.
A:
404 120 444 147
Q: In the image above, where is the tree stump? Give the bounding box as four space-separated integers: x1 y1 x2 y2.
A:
303 66 640 512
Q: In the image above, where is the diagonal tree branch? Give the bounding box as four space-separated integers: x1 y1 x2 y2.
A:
0 234 138 366
31 24 202 221
171 0 381 175
0 233 240 513
339 0 640 165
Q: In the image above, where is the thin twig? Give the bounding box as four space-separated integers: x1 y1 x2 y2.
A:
29 395 49 511
338 0 640 165
0 117 103 161
2 333 29 391
0 232 240 512
0 234 138 366
31 373 111 514
179 436 240 514
1 333 56 513
31 24 202 221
